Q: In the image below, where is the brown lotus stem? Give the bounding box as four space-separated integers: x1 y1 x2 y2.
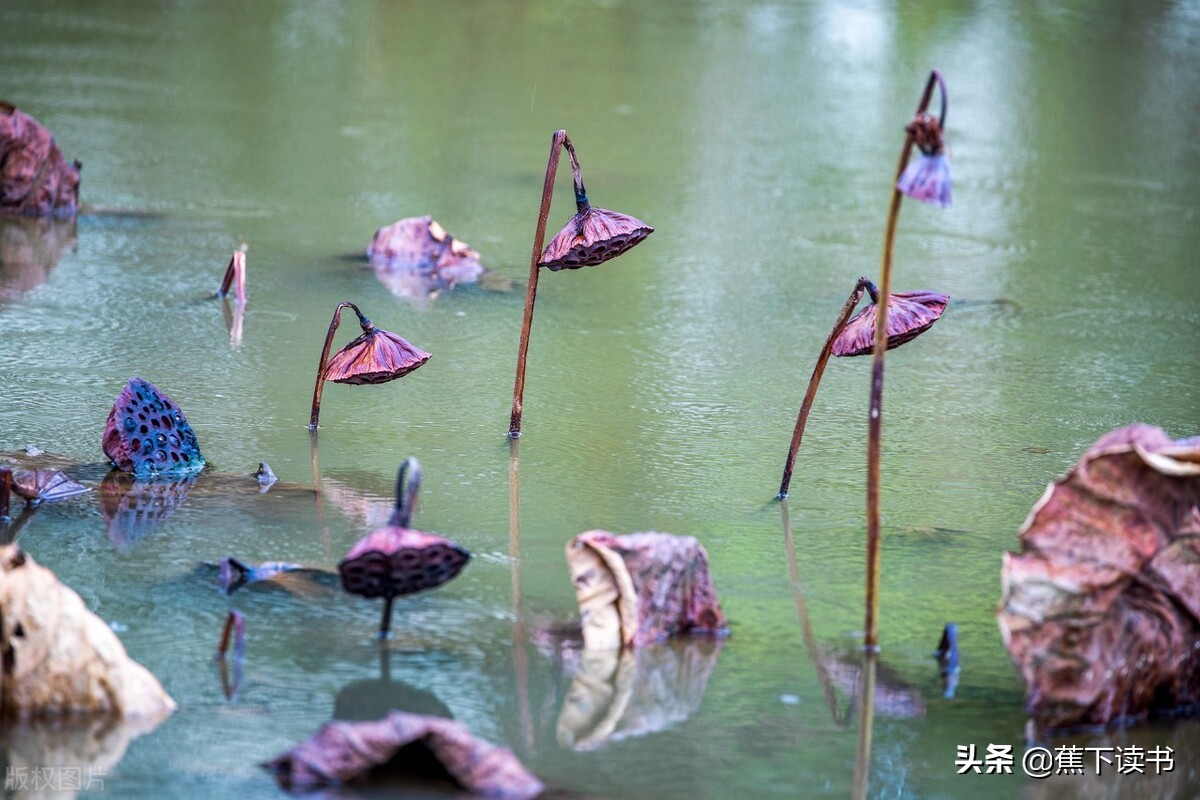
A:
864 70 941 651
851 650 878 800
217 253 236 298
388 457 421 528
563 137 589 213
509 129 570 438
379 595 396 639
778 277 878 499
309 301 371 430
0 468 11 521
216 609 245 660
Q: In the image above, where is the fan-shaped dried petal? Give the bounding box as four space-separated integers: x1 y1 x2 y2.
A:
831 290 948 357
998 424 1200 733
539 206 653 271
101 378 205 476
323 327 431 385
897 153 952 208
339 527 470 600
11 468 89 503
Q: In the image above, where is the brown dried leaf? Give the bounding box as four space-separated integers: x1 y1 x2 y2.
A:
263 712 543 798
998 424 1200 733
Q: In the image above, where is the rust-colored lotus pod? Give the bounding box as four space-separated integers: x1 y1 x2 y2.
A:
337 459 470 638
324 325 431 385
539 206 653 271
831 289 948 357
998 424 1200 734
10 469 89 504
309 301 430 429
101 378 205 477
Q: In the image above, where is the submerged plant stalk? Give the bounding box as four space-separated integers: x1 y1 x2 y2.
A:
864 70 946 651
509 130 569 438
778 277 878 499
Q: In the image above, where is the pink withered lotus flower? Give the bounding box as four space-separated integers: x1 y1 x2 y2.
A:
832 289 948 357
338 459 470 638
896 110 951 207
308 302 430 429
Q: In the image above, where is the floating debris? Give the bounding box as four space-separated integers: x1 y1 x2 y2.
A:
935 623 960 699
253 461 277 491
10 468 89 504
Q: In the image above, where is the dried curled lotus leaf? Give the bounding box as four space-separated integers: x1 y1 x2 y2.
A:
0 544 176 720
998 424 1200 732
264 712 543 798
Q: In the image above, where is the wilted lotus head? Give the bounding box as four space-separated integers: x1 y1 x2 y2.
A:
897 112 951 207
102 378 205 477
832 289 948 357
538 190 653 271
337 458 470 638
324 313 431 385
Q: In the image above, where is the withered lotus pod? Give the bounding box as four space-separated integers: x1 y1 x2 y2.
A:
539 206 653 271
509 129 654 436
102 378 205 477
308 301 430 429
10 468 89 504
831 289 948 357
337 458 470 638
777 278 948 499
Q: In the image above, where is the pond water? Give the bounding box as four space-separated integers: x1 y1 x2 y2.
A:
2 1 1199 798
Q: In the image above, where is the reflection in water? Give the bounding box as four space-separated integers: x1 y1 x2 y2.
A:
0 713 170 800
509 439 535 756
0 215 76 301
99 471 196 550
333 646 452 722
556 639 723 752
851 651 877 800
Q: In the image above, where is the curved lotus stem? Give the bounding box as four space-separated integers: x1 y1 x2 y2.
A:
509 129 570 438
778 277 877 498
387 457 422 529
309 301 371 430
864 69 945 651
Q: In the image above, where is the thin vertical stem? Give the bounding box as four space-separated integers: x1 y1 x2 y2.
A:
864 70 941 651
233 250 247 304
379 595 396 639
778 277 877 499
851 650 878 800
509 439 535 754
309 301 367 430
216 253 236 297
509 130 569 438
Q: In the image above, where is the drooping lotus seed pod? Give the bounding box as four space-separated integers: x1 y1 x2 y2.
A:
539 206 653 271
101 378 205 477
